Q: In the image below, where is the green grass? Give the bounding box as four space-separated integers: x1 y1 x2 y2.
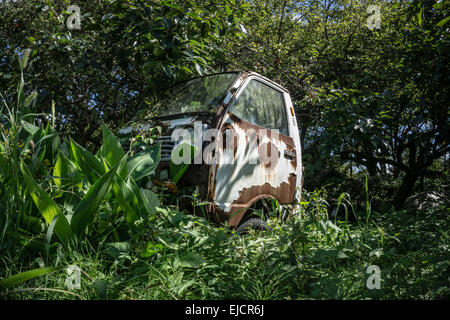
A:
1 198 449 300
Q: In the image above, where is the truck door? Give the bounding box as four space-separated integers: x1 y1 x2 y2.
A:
210 76 298 226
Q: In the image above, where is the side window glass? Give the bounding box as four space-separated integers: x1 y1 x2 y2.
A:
229 80 288 135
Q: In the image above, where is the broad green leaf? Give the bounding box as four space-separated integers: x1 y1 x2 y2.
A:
194 63 203 75
53 214 72 249
70 160 121 235
156 235 179 250
20 161 73 247
69 139 105 183
166 210 187 228
127 144 160 181
63 191 78 214
178 252 205 268
45 216 58 258
53 151 83 188
21 120 39 135
92 279 107 297
20 161 61 224
169 142 197 183
433 1 445 9
105 241 131 264
417 7 423 26
110 155 141 225
0 267 57 289
95 144 104 158
112 176 139 226
437 16 450 27
112 183 137 225
141 242 163 258
36 125 61 166
101 124 128 179
140 188 160 216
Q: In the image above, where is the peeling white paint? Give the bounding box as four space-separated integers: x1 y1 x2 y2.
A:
213 113 297 212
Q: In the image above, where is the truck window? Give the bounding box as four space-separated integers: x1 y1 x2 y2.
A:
229 79 288 135
158 73 238 117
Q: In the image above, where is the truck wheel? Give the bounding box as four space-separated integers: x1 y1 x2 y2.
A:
235 217 271 235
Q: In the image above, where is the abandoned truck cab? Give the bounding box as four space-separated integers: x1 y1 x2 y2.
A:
122 71 303 229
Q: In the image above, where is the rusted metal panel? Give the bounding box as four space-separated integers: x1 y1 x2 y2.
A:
208 111 298 226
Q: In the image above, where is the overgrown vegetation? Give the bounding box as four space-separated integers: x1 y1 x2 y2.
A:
1 187 449 299
1 67 449 299
1 0 449 300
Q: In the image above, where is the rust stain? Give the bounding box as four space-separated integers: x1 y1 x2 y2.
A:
206 73 247 204
226 174 297 226
208 203 231 224
258 141 279 169
207 161 220 202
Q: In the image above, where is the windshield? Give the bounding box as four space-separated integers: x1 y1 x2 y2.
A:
157 73 238 117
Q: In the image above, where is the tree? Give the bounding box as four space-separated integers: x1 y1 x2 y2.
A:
216 0 449 208
0 0 248 147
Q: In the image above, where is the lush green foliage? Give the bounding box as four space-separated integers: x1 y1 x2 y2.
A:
1 0 449 301
1 189 449 299
1 61 161 257
0 0 248 146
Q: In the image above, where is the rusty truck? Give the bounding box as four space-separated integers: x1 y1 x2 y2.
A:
120 71 303 233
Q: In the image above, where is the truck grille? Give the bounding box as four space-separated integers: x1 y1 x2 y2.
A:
155 136 176 161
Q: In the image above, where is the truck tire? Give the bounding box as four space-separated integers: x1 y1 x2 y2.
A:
235 217 271 235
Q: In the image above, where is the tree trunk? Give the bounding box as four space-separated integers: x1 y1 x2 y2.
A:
393 140 418 209
393 169 419 209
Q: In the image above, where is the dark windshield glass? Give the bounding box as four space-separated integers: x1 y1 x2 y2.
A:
157 73 237 117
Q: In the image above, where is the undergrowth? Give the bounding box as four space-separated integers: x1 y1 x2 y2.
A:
1 196 449 300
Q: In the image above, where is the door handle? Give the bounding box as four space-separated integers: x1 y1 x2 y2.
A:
284 150 296 159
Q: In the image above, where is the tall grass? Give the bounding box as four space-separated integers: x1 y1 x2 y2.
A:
365 174 371 225
2 189 448 299
1 57 162 287
1 49 36 249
